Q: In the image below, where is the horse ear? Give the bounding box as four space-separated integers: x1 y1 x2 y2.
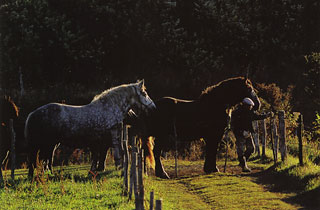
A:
245 78 252 87
244 70 250 85
137 79 145 88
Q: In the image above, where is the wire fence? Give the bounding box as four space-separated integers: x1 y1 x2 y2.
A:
252 110 320 166
2 110 319 209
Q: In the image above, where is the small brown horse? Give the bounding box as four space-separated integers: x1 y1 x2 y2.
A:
0 96 19 181
142 77 261 178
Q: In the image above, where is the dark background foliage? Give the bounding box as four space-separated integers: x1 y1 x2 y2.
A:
0 0 319 126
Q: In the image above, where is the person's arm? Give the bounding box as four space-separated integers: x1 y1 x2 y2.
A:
251 111 273 121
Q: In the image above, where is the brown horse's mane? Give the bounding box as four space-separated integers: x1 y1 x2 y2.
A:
199 77 252 99
201 77 245 95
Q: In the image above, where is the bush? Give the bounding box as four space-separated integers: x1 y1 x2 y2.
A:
256 83 294 112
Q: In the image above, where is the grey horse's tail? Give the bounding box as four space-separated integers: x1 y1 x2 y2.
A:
145 136 155 170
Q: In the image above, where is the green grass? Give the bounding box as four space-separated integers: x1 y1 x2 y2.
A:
142 149 319 210
269 152 320 209
274 154 320 190
1 149 319 210
1 165 135 210
143 158 301 210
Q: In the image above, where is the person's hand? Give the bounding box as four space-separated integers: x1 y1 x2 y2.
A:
268 111 274 118
243 130 251 138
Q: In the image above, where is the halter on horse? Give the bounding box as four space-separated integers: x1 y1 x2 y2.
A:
25 80 155 178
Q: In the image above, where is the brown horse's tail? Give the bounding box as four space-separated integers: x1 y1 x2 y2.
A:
144 136 155 170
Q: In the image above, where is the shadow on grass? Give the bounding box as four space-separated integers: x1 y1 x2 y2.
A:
244 163 320 209
287 186 320 210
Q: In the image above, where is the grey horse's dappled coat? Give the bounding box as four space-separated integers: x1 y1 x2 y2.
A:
25 80 155 177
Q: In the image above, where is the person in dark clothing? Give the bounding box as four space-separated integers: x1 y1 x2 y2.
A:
231 98 273 172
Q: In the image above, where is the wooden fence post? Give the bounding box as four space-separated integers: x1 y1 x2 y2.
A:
10 119 16 180
272 117 279 163
174 140 178 178
123 125 129 195
133 152 141 209
129 136 136 200
261 120 267 158
150 191 154 210
138 150 145 210
269 118 275 163
223 131 230 173
173 120 178 178
278 111 287 161
155 199 162 210
252 121 260 156
298 114 304 166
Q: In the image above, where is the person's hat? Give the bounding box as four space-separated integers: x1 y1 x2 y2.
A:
243 97 255 106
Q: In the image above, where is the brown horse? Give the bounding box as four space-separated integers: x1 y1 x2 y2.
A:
0 96 19 181
142 77 261 178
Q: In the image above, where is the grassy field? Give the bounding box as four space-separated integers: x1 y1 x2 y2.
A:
1 150 319 210
1 165 135 210
143 159 301 210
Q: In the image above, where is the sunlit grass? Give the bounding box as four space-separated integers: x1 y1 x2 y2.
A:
0 147 319 210
0 165 135 210
143 158 301 210
274 154 320 192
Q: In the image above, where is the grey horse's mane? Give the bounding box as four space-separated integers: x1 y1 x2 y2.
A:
91 83 135 104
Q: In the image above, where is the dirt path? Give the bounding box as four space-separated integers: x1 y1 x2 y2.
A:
148 159 303 210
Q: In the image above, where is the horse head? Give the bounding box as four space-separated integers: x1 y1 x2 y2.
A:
240 78 261 111
130 80 156 115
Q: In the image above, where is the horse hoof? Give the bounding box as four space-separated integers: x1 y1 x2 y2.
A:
156 172 170 179
96 167 104 172
204 166 220 174
161 173 170 179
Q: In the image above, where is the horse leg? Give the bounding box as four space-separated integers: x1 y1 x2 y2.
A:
96 149 108 171
0 150 9 183
203 133 223 174
0 150 7 183
28 147 37 178
47 150 55 174
90 146 98 172
97 133 113 171
0 150 8 184
154 137 170 179
110 125 122 168
97 143 110 171
42 144 56 174
0 129 10 183
48 143 60 174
